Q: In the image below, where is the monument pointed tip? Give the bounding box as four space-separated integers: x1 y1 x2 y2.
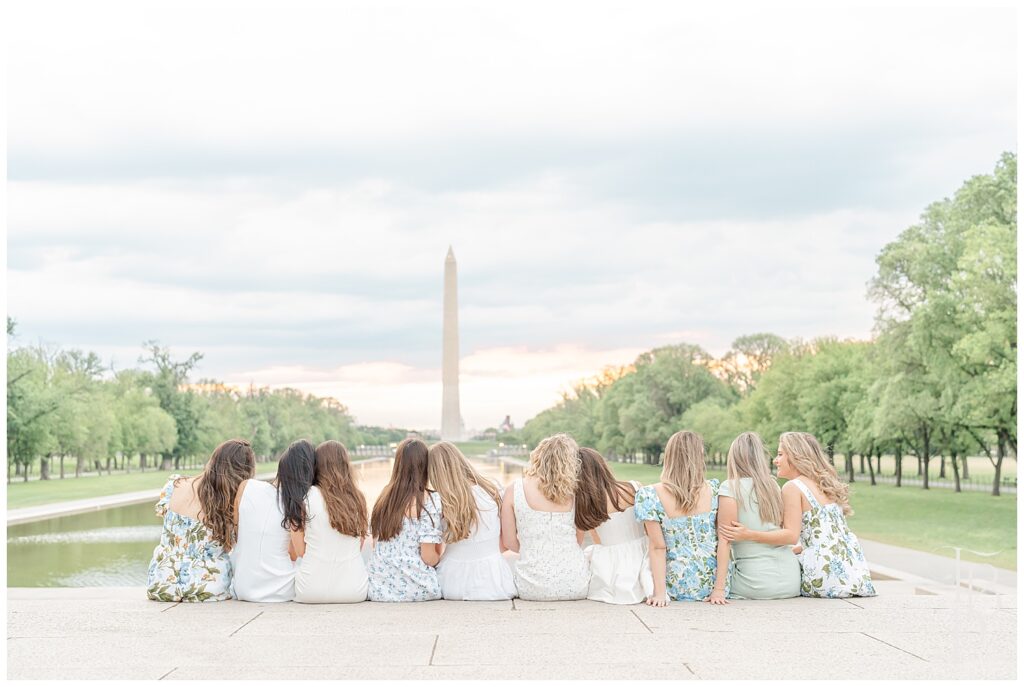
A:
446 245 456 261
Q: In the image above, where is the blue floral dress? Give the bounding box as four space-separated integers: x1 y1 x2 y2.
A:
634 480 728 601
147 475 234 602
367 492 444 602
790 479 876 598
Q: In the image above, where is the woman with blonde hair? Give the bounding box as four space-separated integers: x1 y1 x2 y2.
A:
708 432 799 603
721 432 875 598
293 440 370 603
499 433 590 600
634 430 726 605
429 442 517 600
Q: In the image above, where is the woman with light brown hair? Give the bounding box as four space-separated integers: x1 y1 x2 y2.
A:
708 432 799 603
634 430 726 606
576 447 652 604
429 441 517 600
499 433 590 600
147 438 255 602
293 440 370 603
721 432 875 598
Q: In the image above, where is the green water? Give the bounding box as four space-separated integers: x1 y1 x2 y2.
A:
7 457 522 587
8 502 161 587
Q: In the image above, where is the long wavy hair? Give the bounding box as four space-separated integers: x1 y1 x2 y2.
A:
779 431 853 515
314 440 369 539
574 447 636 531
661 430 707 513
523 433 580 504
726 432 784 527
192 438 256 551
276 439 316 531
371 438 431 541
427 441 501 544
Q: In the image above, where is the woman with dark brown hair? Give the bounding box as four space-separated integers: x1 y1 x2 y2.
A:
293 440 370 603
366 438 445 602
575 447 652 604
147 439 256 602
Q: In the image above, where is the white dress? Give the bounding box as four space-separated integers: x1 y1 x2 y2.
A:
231 480 296 602
584 481 653 604
437 483 517 601
511 479 590 601
294 486 369 603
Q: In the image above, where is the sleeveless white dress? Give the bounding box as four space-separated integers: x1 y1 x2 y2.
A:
294 486 369 603
437 484 518 600
231 480 296 602
511 479 590 601
584 481 653 604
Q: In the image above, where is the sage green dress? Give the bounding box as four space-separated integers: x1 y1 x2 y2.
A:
719 478 800 600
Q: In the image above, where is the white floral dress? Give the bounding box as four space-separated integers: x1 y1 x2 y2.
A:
147 475 233 602
367 492 444 602
634 480 728 601
791 479 876 598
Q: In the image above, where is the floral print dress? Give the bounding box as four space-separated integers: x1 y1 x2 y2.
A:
367 492 444 602
790 479 876 598
634 480 728 601
147 475 233 602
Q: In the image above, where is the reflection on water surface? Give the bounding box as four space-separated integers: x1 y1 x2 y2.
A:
7 458 522 587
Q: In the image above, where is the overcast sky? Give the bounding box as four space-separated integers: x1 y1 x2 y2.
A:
7 1 1016 431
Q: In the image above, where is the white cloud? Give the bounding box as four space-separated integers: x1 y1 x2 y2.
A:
5 1 1015 428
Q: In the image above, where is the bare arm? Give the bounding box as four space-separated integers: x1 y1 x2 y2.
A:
289 528 305 561
709 495 736 605
721 484 802 546
643 520 668 607
499 484 520 553
232 480 249 526
420 543 441 567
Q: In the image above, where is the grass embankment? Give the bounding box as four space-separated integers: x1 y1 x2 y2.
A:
7 467 266 510
607 462 1017 571
5 455 397 510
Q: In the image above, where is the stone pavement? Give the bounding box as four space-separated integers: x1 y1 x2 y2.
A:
7 579 1016 680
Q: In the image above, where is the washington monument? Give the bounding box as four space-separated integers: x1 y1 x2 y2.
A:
441 246 464 440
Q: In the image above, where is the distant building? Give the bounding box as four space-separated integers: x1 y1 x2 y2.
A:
499 415 514 433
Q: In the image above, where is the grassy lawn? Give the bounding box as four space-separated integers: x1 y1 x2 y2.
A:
6 455 397 510
6 465 275 510
454 440 501 456
607 462 1017 571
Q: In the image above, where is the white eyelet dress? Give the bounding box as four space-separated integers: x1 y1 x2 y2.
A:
584 481 653 604
437 484 518 600
511 479 590 601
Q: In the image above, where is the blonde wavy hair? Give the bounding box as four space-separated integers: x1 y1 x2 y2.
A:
524 433 580 504
779 431 852 516
427 441 501 543
661 430 707 513
727 432 784 526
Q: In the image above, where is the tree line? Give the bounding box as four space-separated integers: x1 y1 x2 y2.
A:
522 153 1017 496
5 334 402 483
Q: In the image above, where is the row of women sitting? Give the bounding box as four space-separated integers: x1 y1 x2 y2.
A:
146 429 875 605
